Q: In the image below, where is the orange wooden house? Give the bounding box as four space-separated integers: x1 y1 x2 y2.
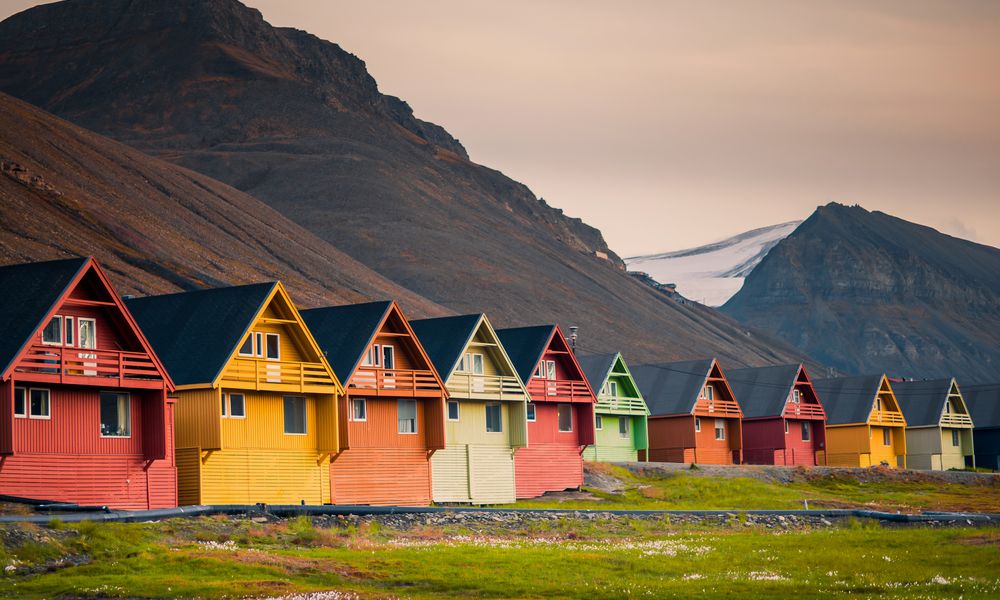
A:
301 301 447 505
632 359 743 464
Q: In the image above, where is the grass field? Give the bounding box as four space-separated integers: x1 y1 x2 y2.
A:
2 515 999 599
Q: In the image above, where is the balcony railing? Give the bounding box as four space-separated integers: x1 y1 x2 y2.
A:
783 402 826 419
595 394 648 414
526 379 592 401
350 368 441 395
447 373 524 399
693 398 741 418
222 358 337 392
15 345 162 387
940 413 974 427
870 409 906 425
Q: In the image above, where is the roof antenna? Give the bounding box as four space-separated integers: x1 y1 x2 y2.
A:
568 326 578 353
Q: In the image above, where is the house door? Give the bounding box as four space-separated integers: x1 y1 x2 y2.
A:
264 333 282 383
382 345 396 389
77 318 97 376
472 353 485 393
546 360 556 396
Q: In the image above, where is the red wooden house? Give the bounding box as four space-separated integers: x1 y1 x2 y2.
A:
0 257 176 509
632 359 743 464
496 325 596 498
727 364 827 465
301 301 447 505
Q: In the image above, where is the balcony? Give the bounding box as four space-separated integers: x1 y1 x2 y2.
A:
349 368 442 397
447 373 524 401
595 394 648 414
526 379 592 402
939 412 974 428
14 345 163 389
870 409 906 426
783 402 826 420
693 398 741 418
222 358 339 394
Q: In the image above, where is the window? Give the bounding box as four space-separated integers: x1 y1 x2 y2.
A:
875 397 882 412
77 318 96 351
229 393 246 418
238 335 254 357
619 417 629 438
701 385 714 400
526 402 536 421
99 392 130 437
42 316 62 345
265 333 280 360
362 344 379 367
382 345 395 369
254 332 264 358
784 420 789 434
283 396 307 434
882 428 891 446
14 387 26 418
486 402 502 433
64 316 74 346
533 363 545 379
944 401 953 414
714 419 725 441
608 381 618 398
447 400 460 421
472 353 484 375
351 398 367 421
458 353 485 374
29 388 51 419
595 415 603 430
546 361 557 380
801 421 811 441
557 403 572 432
398 399 417 433
792 389 801 403
951 429 960 447
694 416 701 432
221 393 227 416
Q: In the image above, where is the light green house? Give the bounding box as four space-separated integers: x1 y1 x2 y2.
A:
578 353 649 462
894 378 975 470
411 314 529 504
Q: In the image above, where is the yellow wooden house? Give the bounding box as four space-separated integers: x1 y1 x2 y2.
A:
127 282 342 505
813 374 907 468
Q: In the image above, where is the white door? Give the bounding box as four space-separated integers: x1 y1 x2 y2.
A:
472 353 485 393
383 345 396 389
546 360 557 396
77 318 97 376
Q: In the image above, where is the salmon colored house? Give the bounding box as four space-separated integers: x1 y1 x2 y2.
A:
813 375 907 468
496 325 596 498
0 257 176 509
727 364 827 466
302 301 447 506
128 282 342 505
632 359 743 464
411 314 529 504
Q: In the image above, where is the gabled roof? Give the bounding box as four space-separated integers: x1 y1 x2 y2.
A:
410 314 484 380
578 353 618 393
300 301 394 381
893 379 963 428
813 375 886 425
963 383 1000 429
631 359 714 417
496 325 558 384
727 364 804 419
127 282 276 387
0 257 89 379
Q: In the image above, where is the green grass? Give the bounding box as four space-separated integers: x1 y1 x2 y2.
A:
2 517 999 598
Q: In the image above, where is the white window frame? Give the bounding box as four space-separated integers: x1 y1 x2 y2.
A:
99 391 131 438
608 381 618 398
485 402 502 433
792 389 801 403
64 316 75 347
238 334 254 357
228 393 247 419
618 417 629 438
382 345 395 370
595 415 603 430
41 316 63 346
398 399 418 434
254 332 264 358
447 400 461 421
694 416 701 432
221 392 228 417
29 388 51 420
13 387 27 418
801 421 811 442
875 397 882 412
714 418 726 441
362 344 381 367
283 396 308 435
351 397 367 422
557 403 572 432
784 420 789 434
265 333 281 361
472 353 485 375
533 363 545 379
702 385 714 401
526 402 536 422
546 360 557 381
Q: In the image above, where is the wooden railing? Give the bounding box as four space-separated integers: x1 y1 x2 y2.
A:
350 368 441 394
870 409 906 425
447 373 524 399
940 413 974 427
783 402 826 419
693 398 742 418
526 379 592 401
15 345 161 384
222 358 336 392
596 394 648 414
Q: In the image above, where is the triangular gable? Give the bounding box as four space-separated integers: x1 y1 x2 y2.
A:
1 257 174 389
609 354 646 408
544 326 596 398
787 364 823 411
411 314 484 380
868 375 905 425
944 380 971 419
496 325 557 384
466 316 526 390
705 359 741 417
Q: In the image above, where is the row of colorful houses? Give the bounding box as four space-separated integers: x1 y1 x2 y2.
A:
1 257 997 510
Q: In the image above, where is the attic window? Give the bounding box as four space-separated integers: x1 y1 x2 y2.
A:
534 363 545 379
238 336 254 357
42 316 63 345
362 344 381 367
607 381 618 398
701 385 714 401
792 389 801 403
265 334 280 360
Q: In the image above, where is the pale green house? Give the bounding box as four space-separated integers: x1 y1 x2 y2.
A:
411 314 529 504
578 353 649 462
894 378 975 470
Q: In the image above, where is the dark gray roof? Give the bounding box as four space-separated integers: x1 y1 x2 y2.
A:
410 314 483 380
300 301 393 381
496 325 556 384
964 383 1000 429
727 364 802 419
631 359 714 417
0 257 88 378
126 283 275 386
893 379 956 428
812 375 884 425
577 353 617 392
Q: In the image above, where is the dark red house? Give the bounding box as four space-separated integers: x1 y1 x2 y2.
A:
496 325 596 498
728 364 827 466
0 257 176 509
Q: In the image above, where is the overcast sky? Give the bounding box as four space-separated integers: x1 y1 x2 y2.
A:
4 1 999 255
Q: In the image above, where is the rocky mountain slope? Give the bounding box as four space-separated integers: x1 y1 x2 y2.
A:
0 0 813 367
0 91 446 314
723 203 1000 382
626 221 801 307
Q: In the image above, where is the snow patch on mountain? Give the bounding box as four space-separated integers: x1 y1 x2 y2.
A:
625 221 801 306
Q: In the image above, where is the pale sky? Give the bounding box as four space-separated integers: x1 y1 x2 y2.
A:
4 0 999 254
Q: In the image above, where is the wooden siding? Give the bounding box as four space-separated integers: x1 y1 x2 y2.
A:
646 414 740 464
432 443 516 504
331 447 431 505
825 424 907 468
742 418 825 466
583 414 644 462
514 443 583 498
907 427 974 471
176 447 201 506
221 390 330 451
197 449 331 505
174 388 222 450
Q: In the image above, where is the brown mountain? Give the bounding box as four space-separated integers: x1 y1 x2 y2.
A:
0 0 811 367
723 203 1000 383
0 91 445 314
